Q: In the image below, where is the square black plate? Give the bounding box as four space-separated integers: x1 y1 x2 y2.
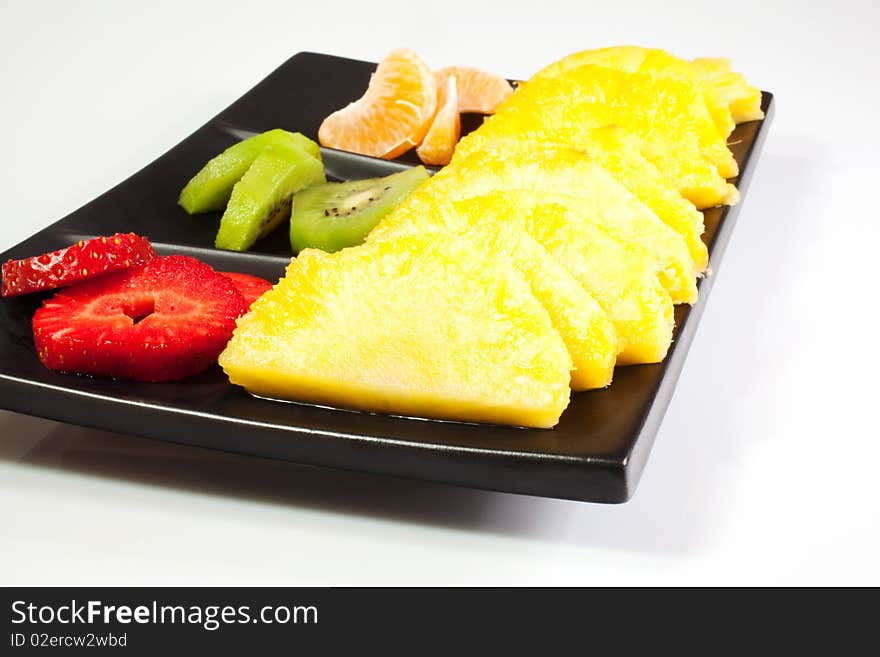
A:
0 52 773 503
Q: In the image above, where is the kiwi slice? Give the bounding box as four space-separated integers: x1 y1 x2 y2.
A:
215 141 326 252
179 129 321 214
290 166 430 253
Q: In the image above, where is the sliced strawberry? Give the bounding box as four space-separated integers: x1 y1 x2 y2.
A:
220 272 273 308
2 233 156 297
32 255 247 382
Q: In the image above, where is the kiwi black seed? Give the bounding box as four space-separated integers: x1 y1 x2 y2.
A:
290 166 430 254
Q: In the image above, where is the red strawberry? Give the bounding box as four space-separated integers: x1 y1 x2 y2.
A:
32 255 247 382
220 272 273 308
2 233 156 297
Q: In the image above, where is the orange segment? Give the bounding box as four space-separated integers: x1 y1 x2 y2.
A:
416 75 460 166
318 49 436 159
435 66 513 114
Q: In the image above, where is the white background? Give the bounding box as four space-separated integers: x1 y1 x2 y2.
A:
1 0 878 585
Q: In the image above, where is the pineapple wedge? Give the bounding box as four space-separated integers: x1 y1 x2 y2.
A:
374 193 674 365
529 46 735 139
410 145 698 304
690 57 765 124
452 128 709 276
486 65 738 208
522 198 673 364
219 237 573 428
639 49 735 138
371 199 619 389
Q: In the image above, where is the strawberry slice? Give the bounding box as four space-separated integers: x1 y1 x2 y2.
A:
220 272 273 308
32 255 247 382
2 233 156 297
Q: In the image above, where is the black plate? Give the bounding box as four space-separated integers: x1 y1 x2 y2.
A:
0 52 773 503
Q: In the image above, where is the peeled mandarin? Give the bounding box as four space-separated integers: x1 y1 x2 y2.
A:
318 49 437 159
434 66 513 114
416 74 460 166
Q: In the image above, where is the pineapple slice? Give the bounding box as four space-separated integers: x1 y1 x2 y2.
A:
639 49 735 138
371 199 619 389
522 198 673 364
487 65 738 208
219 237 572 428
411 145 698 305
452 128 709 277
690 57 765 124
529 46 762 126
529 46 735 139
375 193 674 365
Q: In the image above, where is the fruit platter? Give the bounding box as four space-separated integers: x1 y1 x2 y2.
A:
0 49 773 503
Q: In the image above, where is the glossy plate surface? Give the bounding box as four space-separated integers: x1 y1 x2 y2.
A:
0 52 773 503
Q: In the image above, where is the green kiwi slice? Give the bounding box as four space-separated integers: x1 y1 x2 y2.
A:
214 141 325 252
290 166 430 253
179 129 321 214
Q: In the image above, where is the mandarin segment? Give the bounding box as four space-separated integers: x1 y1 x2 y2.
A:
434 66 513 114
318 49 437 159
416 74 460 166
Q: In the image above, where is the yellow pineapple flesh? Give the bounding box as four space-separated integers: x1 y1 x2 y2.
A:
452 128 709 276
376 192 673 365
500 193 674 365
370 199 619 389
638 49 735 138
690 57 765 124
219 237 573 428
530 46 735 138
410 146 698 304
487 65 738 208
